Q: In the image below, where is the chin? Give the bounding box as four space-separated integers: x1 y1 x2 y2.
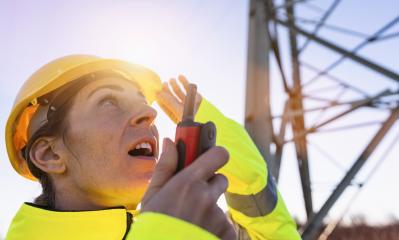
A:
125 172 153 190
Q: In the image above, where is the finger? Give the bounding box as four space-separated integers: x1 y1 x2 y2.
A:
219 220 237 240
178 75 190 92
204 207 236 240
157 100 180 123
169 78 186 102
216 209 236 240
143 138 178 201
185 146 229 181
158 82 183 107
156 91 183 123
161 82 177 99
207 174 228 201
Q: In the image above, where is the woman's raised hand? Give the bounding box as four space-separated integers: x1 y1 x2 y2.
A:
156 75 203 123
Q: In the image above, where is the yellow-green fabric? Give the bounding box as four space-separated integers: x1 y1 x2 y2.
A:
196 98 301 240
6 203 218 240
128 212 218 239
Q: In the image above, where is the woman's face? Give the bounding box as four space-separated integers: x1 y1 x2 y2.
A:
62 77 159 209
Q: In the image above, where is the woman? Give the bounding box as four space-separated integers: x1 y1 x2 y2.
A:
5 55 300 239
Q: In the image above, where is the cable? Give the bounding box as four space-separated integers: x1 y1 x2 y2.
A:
293 17 370 39
298 0 342 54
307 140 346 171
300 61 369 97
301 2 325 13
273 0 313 11
305 84 343 95
318 121 383 133
318 128 399 240
310 87 347 128
303 16 399 87
376 32 399 42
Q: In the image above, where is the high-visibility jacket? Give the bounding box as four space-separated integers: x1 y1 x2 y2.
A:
195 99 301 240
6 203 217 240
6 98 300 239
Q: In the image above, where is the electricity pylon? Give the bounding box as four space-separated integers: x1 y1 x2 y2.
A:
245 0 399 239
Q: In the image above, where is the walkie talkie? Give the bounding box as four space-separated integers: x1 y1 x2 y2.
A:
174 84 216 172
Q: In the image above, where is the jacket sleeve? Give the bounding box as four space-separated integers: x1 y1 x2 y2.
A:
129 212 218 239
195 98 301 240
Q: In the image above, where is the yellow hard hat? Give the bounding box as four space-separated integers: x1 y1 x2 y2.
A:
5 55 162 180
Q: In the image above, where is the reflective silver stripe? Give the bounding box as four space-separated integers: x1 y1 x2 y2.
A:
225 171 278 217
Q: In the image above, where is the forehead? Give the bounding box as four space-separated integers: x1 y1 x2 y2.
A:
79 76 142 96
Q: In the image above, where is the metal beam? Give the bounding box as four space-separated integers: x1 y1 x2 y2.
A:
275 18 399 83
265 0 291 93
273 100 290 182
301 106 399 240
285 0 314 219
245 0 276 177
284 90 394 143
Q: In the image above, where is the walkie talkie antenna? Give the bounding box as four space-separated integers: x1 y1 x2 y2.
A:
182 84 197 121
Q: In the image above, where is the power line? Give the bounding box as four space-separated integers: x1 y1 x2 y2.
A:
273 0 312 11
309 87 347 128
318 121 383 133
275 17 399 83
293 17 370 39
300 61 369 97
303 16 399 87
376 32 399 42
318 128 399 240
301 2 325 13
298 0 342 53
307 140 346 171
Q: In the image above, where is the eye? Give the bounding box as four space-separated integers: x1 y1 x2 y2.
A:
99 94 118 107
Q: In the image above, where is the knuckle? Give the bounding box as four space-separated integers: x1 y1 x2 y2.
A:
179 172 204 191
173 172 194 190
189 167 204 180
181 174 197 188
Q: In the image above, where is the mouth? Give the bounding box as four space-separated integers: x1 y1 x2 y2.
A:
128 138 157 159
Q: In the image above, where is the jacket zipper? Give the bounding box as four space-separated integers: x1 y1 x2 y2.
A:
122 212 133 240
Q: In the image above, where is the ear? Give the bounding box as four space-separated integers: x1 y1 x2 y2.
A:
29 137 66 175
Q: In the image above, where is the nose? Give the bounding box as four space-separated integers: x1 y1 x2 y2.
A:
129 104 157 127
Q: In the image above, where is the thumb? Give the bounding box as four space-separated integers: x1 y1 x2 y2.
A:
142 138 178 202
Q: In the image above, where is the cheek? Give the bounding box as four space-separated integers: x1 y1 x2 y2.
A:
65 116 123 179
65 109 156 193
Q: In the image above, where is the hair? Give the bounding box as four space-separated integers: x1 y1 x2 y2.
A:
24 90 76 209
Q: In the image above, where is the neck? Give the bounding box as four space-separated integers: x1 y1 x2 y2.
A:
54 183 105 211
51 180 138 211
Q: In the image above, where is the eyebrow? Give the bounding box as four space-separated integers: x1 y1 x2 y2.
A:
87 84 124 99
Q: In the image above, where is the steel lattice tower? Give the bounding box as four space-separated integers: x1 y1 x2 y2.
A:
245 0 399 239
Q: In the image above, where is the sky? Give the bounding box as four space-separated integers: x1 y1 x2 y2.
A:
0 0 398 237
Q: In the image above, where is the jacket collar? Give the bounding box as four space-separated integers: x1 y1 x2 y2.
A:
7 203 138 239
